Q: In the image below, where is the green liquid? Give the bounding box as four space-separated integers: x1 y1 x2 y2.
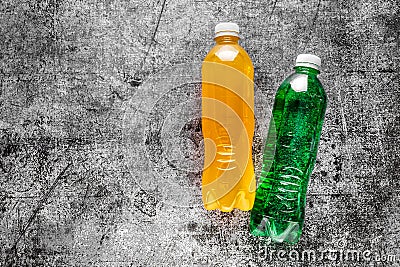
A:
250 66 327 243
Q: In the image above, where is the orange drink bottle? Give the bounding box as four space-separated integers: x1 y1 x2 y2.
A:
201 22 255 211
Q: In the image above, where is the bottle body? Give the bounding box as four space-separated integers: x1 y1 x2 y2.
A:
249 66 327 243
201 36 255 212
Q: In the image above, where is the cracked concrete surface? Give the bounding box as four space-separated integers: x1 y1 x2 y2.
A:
0 0 399 266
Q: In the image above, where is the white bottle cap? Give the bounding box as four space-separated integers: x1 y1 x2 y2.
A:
215 22 239 38
295 54 321 70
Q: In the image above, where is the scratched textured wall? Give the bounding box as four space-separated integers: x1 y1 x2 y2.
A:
0 0 399 266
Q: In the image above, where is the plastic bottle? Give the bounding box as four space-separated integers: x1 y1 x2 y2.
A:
249 54 327 243
201 23 255 212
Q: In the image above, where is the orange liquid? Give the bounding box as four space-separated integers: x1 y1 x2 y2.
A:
201 35 255 211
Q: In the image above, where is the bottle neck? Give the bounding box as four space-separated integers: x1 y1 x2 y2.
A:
214 35 240 44
294 66 320 75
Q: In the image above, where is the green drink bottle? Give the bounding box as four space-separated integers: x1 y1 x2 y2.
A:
249 54 327 243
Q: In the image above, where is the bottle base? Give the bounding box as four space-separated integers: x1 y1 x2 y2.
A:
249 216 301 244
203 190 255 212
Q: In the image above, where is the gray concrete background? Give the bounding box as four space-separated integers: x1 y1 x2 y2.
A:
0 0 399 266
